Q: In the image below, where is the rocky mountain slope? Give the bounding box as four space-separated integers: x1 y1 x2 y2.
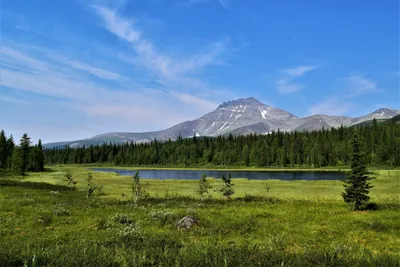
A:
44 97 400 148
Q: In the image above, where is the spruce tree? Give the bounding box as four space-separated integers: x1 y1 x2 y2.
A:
197 173 212 200
131 171 148 202
6 135 15 169
19 134 31 175
342 133 373 210
219 173 235 199
11 148 24 175
37 139 45 171
0 130 6 168
30 140 45 172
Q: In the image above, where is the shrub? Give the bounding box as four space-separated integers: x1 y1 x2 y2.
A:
197 173 212 200
37 212 53 226
53 205 71 216
149 209 175 226
120 222 142 239
219 174 235 199
86 172 98 198
263 180 271 195
111 213 133 224
63 170 77 187
131 171 149 203
95 217 108 230
364 202 379 210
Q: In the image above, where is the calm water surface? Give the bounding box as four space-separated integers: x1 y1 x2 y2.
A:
91 168 345 181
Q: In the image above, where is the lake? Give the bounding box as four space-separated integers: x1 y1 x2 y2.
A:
91 168 346 181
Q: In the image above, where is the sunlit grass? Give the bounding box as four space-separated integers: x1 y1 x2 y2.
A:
0 166 399 266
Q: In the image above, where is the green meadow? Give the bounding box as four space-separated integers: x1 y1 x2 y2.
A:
0 166 399 266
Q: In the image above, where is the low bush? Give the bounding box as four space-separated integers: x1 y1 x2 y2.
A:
111 213 133 224
149 209 175 226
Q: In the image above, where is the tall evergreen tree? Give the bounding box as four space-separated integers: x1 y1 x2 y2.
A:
6 135 15 169
342 133 373 210
19 134 31 175
30 140 45 172
37 139 45 171
11 148 24 175
0 130 6 168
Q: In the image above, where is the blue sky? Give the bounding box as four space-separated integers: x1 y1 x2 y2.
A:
1 0 399 143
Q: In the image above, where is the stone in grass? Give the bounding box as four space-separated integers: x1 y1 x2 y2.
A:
176 216 199 230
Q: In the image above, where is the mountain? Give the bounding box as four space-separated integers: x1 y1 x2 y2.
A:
349 108 400 127
44 98 400 148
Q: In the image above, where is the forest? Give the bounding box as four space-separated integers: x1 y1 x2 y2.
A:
0 131 45 175
44 118 400 167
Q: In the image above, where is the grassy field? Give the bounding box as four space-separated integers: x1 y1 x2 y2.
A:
0 166 399 266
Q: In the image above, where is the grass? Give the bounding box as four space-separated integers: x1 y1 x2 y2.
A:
0 166 399 266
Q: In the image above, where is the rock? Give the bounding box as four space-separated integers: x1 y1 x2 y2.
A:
176 216 198 230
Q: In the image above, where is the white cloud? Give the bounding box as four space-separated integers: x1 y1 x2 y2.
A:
0 45 215 126
92 4 229 90
49 55 126 81
282 65 317 77
308 97 351 116
345 74 377 95
276 79 303 93
171 92 218 112
1 2 237 142
308 73 378 116
276 64 317 94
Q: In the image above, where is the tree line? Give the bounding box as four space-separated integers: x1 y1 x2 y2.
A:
0 131 45 175
44 118 400 167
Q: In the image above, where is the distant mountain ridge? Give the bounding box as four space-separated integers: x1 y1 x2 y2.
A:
44 97 400 148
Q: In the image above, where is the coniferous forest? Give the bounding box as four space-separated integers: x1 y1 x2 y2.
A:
44 118 400 167
0 130 45 175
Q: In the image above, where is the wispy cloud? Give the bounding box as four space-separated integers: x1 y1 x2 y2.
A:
344 74 378 96
308 97 351 116
276 79 303 93
308 73 379 116
0 1 232 135
1 1 237 141
0 44 217 128
92 4 229 89
0 95 32 105
49 54 126 81
282 65 317 77
276 64 317 94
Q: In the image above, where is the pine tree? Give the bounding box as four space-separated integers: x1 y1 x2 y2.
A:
197 173 212 200
86 172 98 198
131 171 147 202
219 173 235 199
11 148 24 175
342 133 373 210
0 130 6 168
6 135 15 169
19 134 31 175
30 142 45 172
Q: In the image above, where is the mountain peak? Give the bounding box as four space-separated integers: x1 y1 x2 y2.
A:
217 97 263 109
